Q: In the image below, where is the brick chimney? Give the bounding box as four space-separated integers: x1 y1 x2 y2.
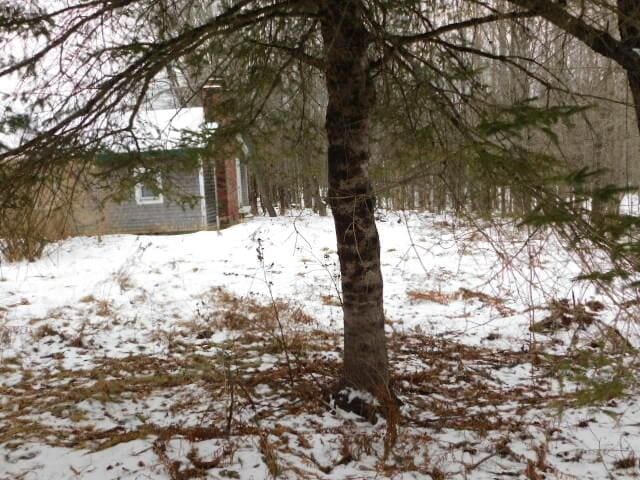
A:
202 79 224 124
201 79 240 226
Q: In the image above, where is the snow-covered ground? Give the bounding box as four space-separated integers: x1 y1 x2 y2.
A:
1 211 640 479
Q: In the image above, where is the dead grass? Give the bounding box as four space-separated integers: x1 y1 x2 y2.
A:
33 324 63 341
259 433 281 478
614 453 637 470
407 289 454 304
319 294 341 306
531 298 598 333
79 294 96 303
2 289 638 479
531 298 635 353
458 288 515 316
407 288 515 316
95 299 112 317
0 323 19 348
199 287 316 358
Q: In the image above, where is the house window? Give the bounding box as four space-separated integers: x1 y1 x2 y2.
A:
134 170 164 205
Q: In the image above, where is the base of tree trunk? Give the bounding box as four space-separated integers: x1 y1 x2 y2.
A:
326 379 400 424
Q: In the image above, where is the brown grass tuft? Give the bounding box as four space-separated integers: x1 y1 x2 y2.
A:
320 294 341 306
614 454 637 470
259 433 281 478
407 288 514 316
407 290 453 305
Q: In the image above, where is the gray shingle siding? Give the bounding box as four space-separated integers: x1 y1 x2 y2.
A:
102 170 210 234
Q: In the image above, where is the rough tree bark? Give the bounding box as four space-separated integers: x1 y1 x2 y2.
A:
320 0 390 399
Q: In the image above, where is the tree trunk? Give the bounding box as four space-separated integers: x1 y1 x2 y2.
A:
617 0 640 133
278 187 287 215
313 178 327 217
249 174 259 216
251 160 277 217
321 0 389 399
303 177 314 210
261 187 277 217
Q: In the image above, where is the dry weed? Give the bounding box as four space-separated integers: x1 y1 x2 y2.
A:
320 294 341 306
3 289 638 479
258 433 281 478
458 288 515 316
407 290 454 304
614 453 637 470
95 299 112 317
114 271 135 292
407 288 514 316
33 324 63 340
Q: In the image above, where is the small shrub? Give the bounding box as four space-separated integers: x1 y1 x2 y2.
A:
0 200 71 263
34 324 63 341
614 454 637 470
0 235 48 263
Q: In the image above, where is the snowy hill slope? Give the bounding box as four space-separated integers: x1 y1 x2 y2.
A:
1 212 640 479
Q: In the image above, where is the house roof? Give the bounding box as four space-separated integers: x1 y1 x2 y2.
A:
0 105 216 154
107 107 214 153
